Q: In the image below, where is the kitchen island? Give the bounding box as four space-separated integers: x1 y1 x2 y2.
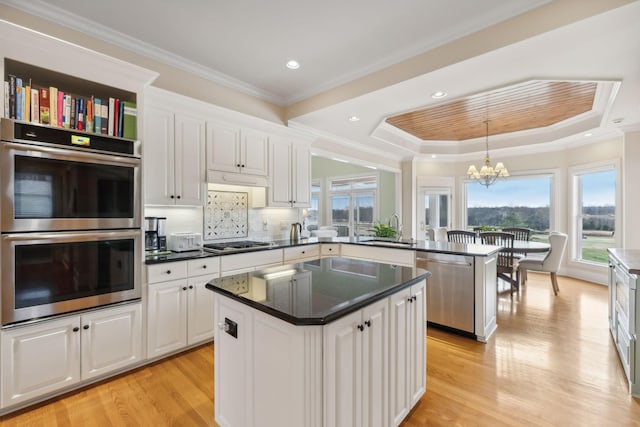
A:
206 257 430 427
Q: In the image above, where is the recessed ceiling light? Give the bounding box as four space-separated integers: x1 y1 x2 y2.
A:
348 116 360 122
431 91 448 99
286 60 300 70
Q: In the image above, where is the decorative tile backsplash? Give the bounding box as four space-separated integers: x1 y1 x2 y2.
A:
204 190 248 239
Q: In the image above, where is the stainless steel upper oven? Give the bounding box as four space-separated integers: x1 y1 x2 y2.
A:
1 229 141 325
0 118 141 232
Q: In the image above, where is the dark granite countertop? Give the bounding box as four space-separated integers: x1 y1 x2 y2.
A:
145 237 501 265
608 248 640 275
206 257 430 326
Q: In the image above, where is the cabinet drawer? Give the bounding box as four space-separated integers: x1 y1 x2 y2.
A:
147 262 188 284
284 245 319 263
187 257 220 277
341 245 415 266
220 249 283 273
320 244 340 257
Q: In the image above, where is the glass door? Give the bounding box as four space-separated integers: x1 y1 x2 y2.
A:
418 187 451 240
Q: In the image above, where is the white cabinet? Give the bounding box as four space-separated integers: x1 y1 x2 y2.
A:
1 303 142 408
389 280 426 426
340 244 415 267
147 258 219 359
219 249 283 275
144 106 206 205
269 138 311 207
283 244 319 263
320 243 341 257
324 297 389 427
206 121 269 178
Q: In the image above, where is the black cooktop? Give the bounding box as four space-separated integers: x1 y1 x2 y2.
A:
203 240 271 252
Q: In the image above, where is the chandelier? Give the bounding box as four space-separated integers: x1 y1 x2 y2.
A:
466 120 509 187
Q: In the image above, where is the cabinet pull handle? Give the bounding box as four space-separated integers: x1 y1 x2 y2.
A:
407 297 413 303
83 325 89 330
170 195 175 199
365 320 371 328
357 324 364 332
182 286 188 291
236 164 241 167
177 195 181 199
203 265 207 269
189 285 194 289
73 327 80 332
413 295 418 302
241 164 245 168
301 251 305 254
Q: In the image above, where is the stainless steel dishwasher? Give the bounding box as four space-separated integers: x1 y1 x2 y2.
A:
416 253 475 334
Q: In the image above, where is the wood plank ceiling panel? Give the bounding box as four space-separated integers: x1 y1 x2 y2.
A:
385 81 597 141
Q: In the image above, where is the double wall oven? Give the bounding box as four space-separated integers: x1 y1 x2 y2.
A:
0 118 142 326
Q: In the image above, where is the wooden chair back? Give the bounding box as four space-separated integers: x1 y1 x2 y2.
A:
447 230 476 244
480 231 516 270
502 227 531 241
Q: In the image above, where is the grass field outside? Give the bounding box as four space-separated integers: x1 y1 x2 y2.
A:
581 234 614 264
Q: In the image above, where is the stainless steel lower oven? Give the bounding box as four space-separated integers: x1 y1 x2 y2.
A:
1 229 141 325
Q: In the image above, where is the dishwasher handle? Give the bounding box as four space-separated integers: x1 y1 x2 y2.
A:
417 258 472 268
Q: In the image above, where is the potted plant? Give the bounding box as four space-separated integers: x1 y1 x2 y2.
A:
372 222 397 239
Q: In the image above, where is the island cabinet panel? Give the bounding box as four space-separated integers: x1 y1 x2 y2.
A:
219 249 283 275
340 245 415 267
324 297 389 427
389 281 426 426
474 254 498 342
214 294 323 427
283 244 319 263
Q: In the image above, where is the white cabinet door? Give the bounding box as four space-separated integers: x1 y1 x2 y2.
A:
362 298 389 427
292 143 311 207
174 113 206 205
147 279 188 358
269 139 311 207
81 303 142 380
242 129 269 176
144 106 175 205
389 287 411 426
409 281 426 407
388 281 426 427
187 274 218 343
206 121 241 173
269 140 293 206
1 317 81 407
324 309 362 427
144 107 205 205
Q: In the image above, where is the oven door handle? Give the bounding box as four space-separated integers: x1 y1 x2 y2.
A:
2 141 141 166
2 230 141 243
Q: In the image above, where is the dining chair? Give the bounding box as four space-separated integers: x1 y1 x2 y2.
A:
501 227 531 241
480 231 519 293
518 232 568 295
447 230 476 244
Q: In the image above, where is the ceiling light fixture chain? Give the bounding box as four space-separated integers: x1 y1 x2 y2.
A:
467 119 509 187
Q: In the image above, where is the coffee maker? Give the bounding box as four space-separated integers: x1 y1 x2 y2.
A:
145 216 167 253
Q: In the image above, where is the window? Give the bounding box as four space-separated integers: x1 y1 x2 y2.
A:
465 175 552 241
571 167 617 264
306 181 321 231
329 175 377 237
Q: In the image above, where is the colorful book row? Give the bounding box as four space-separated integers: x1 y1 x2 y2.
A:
3 75 137 139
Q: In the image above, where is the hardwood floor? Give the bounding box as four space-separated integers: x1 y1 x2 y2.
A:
1 273 639 426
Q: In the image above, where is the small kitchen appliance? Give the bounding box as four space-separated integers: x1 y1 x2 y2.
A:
290 222 302 242
168 232 202 252
145 216 167 253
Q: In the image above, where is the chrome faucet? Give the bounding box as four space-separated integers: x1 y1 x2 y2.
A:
390 213 403 241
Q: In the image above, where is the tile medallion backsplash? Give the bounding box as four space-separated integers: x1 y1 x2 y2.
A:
205 190 248 239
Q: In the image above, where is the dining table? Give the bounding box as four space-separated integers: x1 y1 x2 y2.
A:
509 240 551 254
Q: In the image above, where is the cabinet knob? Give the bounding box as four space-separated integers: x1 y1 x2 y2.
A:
170 195 175 199
407 297 413 303
166 270 172 275
413 295 418 302
301 251 305 254
365 320 371 328
83 325 89 330
177 195 181 199
241 164 245 168
202 265 207 269
73 327 80 332
236 164 241 168
189 285 194 289
357 324 364 332
182 286 188 291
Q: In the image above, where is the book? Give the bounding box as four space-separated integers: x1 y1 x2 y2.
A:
8 75 16 119
30 87 39 124
101 102 108 134
57 90 65 127
76 97 85 131
39 88 50 124
118 99 124 137
107 97 115 136
3 81 8 118
69 95 76 129
112 98 120 137
122 101 137 139
49 87 58 127
63 94 72 128
15 78 23 121
94 98 102 134
25 84 31 122
86 98 93 133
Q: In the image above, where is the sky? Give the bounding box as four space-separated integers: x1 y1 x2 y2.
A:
467 171 616 208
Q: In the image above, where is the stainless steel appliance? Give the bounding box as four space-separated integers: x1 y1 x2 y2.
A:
416 252 475 334
0 118 142 325
0 118 141 232
144 216 167 253
290 222 302 242
203 240 271 253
